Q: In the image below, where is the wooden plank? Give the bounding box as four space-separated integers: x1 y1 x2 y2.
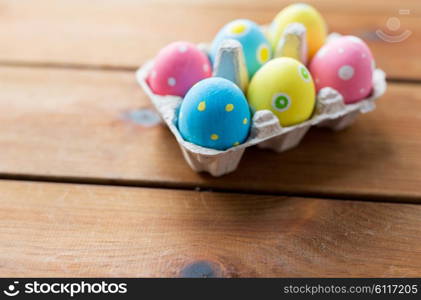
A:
1 180 421 277
0 0 419 79
1 66 421 200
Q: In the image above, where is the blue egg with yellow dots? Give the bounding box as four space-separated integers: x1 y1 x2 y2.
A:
210 19 272 78
178 77 251 150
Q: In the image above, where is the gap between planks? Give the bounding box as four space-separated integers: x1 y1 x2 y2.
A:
0 60 420 85
1 174 420 206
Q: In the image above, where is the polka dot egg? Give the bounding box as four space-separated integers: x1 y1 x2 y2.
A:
148 41 212 97
178 78 251 150
247 57 315 127
309 36 374 104
210 19 272 78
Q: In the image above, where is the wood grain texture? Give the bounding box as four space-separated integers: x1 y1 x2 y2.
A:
0 0 419 79
1 180 421 277
1 66 420 200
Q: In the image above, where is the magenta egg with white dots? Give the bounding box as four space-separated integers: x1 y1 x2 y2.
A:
148 41 212 97
309 36 374 104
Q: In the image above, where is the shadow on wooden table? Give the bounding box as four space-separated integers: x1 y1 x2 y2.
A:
192 117 395 198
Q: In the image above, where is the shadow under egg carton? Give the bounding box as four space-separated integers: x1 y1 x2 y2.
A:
136 60 386 177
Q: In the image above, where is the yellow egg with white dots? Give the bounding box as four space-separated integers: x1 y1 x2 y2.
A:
247 57 315 126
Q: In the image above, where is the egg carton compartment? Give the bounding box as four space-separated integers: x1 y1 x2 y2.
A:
136 59 386 176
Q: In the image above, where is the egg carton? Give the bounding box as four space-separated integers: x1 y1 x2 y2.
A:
136 65 385 176
136 31 387 176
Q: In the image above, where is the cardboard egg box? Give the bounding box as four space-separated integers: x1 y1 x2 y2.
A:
136 28 387 177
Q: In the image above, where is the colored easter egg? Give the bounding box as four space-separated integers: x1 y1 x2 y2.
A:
210 19 272 78
309 36 374 104
148 41 212 97
178 77 251 150
247 57 315 126
269 3 327 60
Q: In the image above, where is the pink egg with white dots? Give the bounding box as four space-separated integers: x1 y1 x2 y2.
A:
148 41 212 97
309 36 374 104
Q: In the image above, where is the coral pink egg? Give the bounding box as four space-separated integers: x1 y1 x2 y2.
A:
148 41 212 97
309 36 374 104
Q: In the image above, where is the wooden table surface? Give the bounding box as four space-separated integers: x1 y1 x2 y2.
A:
1 0 421 277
